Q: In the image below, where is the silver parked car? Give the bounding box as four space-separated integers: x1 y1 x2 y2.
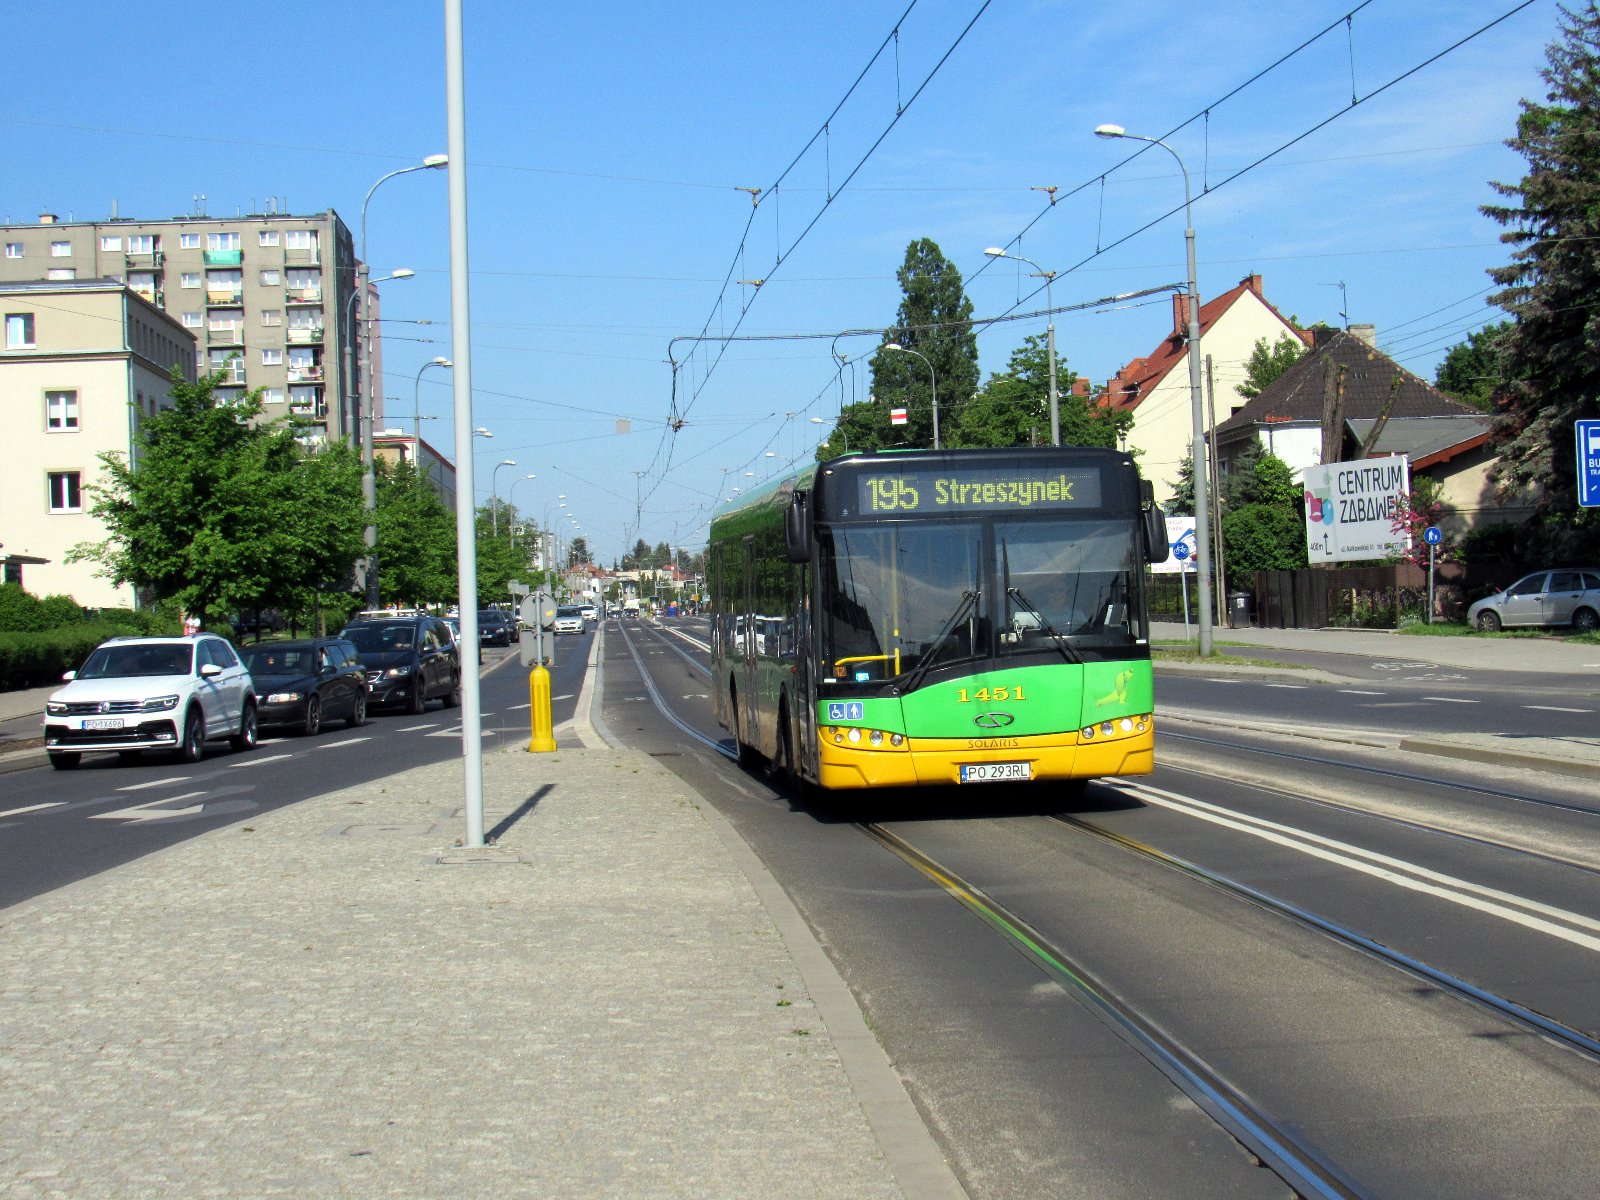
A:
1467 568 1600 632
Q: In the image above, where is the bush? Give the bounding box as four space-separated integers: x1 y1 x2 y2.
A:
0 623 131 691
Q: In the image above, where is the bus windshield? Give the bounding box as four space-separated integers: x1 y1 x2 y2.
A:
818 523 983 683
816 515 1144 684
996 518 1143 654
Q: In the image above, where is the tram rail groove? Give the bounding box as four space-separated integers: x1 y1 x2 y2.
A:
1160 724 1600 819
861 822 1368 1200
1152 756 1600 881
1058 803 1600 1066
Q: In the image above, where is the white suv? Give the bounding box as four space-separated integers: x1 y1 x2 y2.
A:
43 634 259 770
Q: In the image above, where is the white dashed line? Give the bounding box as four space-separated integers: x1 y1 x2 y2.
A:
313 737 373 749
116 777 193 791
2 802 68 817
1523 705 1592 714
232 753 294 767
1338 689 1385 696
1423 696 1478 704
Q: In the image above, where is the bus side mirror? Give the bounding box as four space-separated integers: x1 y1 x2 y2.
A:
1144 500 1170 565
784 491 812 563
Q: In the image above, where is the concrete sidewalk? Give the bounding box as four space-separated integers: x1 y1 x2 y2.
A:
0 744 958 1198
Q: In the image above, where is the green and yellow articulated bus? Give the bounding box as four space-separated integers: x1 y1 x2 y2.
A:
708 446 1171 793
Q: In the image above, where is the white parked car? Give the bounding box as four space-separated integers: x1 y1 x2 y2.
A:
553 606 585 635
42 634 258 770
1466 568 1600 632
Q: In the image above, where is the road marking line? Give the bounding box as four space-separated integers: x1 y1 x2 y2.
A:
1423 696 1478 704
1263 683 1306 689
314 737 371 749
1338 689 1385 695
1524 705 1592 714
117 776 193 791
233 753 293 767
396 723 438 732
2 802 68 817
91 791 208 822
1118 781 1600 950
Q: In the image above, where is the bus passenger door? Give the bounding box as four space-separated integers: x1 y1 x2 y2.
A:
740 536 758 745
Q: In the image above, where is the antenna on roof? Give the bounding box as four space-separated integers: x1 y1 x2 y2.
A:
1321 281 1349 329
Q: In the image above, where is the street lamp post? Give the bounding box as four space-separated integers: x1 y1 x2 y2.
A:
1095 123 1213 656
358 152 448 608
491 460 517 536
984 247 1059 446
412 356 452 476
884 342 938 449
508 474 536 547
344 270 414 442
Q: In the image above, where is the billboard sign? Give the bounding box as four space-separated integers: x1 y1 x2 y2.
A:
1151 515 1198 574
1302 457 1411 563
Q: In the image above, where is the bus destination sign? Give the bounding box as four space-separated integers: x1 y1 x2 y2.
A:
857 466 1103 515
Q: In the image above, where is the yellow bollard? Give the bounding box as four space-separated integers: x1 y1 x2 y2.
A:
528 664 557 752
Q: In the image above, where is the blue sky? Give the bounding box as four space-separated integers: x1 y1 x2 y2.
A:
5 1 1560 562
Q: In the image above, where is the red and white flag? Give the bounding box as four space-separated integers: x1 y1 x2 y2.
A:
889 407 908 426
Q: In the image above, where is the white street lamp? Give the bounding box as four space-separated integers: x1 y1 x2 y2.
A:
412 355 452 463
1096 122 1212 655
357 152 447 607
508 474 537 547
885 342 938 449
985 247 1059 446
491 459 517 536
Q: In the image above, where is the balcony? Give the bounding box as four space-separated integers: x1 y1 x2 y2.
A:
286 326 324 345
284 246 321 266
207 325 245 346
205 290 244 307
289 401 326 419
284 287 323 304
124 251 164 270
203 249 243 266
286 365 324 383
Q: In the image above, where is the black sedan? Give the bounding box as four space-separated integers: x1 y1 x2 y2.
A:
241 638 369 736
478 610 519 646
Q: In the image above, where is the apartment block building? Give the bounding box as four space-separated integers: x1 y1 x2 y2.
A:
1 279 197 607
0 209 368 444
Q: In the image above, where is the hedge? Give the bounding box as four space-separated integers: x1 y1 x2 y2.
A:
0 624 141 692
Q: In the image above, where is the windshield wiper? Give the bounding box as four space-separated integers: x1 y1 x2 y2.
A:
1007 586 1081 664
897 588 978 694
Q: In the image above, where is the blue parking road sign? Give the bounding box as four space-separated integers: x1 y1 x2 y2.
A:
1580 420 1600 508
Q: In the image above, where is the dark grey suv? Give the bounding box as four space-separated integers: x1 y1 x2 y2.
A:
339 614 462 713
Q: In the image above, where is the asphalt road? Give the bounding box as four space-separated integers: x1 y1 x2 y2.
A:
0 629 595 910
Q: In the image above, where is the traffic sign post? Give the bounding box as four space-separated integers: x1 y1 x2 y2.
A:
1577 420 1600 508
1423 525 1443 624
519 590 559 753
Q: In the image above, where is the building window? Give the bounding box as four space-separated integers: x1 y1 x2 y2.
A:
127 235 156 254
180 272 200 289
285 230 316 250
5 312 35 348
288 346 316 369
181 311 203 328
288 308 320 330
100 235 123 251
46 267 76 281
50 241 71 257
4 243 22 258
46 390 80 431
259 269 280 286
180 233 200 249
206 232 241 251
260 309 282 327
261 348 282 365
258 230 280 246
260 387 285 406
47 471 82 513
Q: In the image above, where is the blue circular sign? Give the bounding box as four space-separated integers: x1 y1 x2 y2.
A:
1423 526 1442 545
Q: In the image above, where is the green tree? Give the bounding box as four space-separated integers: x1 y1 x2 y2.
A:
1433 321 1513 412
1237 333 1307 400
375 459 458 607
1221 505 1309 575
73 371 364 626
949 333 1131 449
1481 2 1600 555
818 238 979 457
571 536 592 567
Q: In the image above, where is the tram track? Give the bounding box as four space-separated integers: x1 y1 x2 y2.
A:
618 614 1600 1198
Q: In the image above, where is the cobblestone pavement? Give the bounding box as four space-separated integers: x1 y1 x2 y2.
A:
0 747 929 1199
